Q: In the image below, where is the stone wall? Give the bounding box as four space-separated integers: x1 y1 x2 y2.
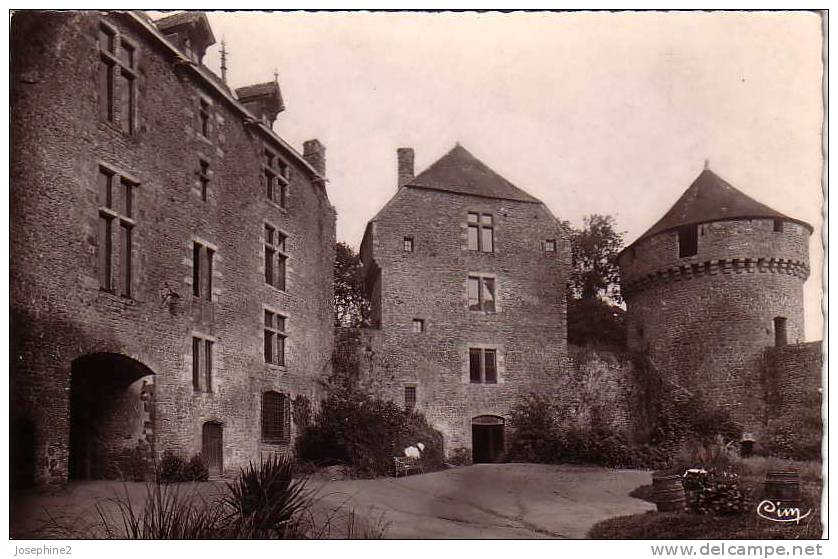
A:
619 219 810 432
764 341 823 426
359 185 574 454
10 11 335 485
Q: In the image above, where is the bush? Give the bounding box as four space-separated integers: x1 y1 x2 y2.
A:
158 451 209 483
447 447 472 466
296 394 444 478
183 454 209 482
685 469 750 516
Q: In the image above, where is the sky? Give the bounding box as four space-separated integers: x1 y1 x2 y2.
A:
186 10 824 340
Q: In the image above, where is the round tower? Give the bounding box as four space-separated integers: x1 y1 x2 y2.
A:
618 168 812 431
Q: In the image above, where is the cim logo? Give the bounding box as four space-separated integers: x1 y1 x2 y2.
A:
756 500 812 524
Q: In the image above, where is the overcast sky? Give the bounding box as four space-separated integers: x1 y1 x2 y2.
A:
188 10 824 340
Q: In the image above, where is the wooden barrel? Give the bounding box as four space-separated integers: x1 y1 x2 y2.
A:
653 474 687 512
764 471 801 507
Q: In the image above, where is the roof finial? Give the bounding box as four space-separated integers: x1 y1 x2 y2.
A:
273 68 279 83
704 158 710 170
220 39 228 84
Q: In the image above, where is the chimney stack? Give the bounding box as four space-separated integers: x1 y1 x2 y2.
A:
303 139 326 176
397 148 414 189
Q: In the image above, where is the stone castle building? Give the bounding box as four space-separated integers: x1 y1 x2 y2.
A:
10 11 335 486
358 145 571 462
618 167 819 433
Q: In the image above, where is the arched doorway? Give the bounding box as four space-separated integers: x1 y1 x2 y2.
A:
202 421 223 476
69 353 154 480
472 415 505 463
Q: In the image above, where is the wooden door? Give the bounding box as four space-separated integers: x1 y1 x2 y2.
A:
202 422 223 476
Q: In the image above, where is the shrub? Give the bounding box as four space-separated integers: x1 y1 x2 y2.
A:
447 447 472 466
183 454 209 482
296 394 444 478
158 451 209 483
686 470 750 516
158 451 187 483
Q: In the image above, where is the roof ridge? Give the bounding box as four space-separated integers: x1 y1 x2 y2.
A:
406 144 541 204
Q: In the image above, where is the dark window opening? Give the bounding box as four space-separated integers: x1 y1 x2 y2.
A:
774 219 784 233
412 319 425 333
468 276 496 312
261 391 290 444
404 386 417 411
677 225 698 258
97 168 135 296
98 24 136 133
403 237 414 252
198 159 210 201
192 242 214 300
774 317 788 347
264 224 287 291
469 348 498 384
199 99 210 138
544 239 556 252
468 212 494 252
264 310 287 366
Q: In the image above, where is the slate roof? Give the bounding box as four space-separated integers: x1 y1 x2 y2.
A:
406 144 541 204
235 81 280 100
155 11 214 39
634 168 812 244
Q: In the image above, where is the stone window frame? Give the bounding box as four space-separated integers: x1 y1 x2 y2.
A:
191 331 217 393
466 272 501 313
97 162 139 299
404 385 417 411
411 318 425 333
263 146 290 210
264 221 289 292
467 211 495 253
263 306 289 370
403 236 414 253
463 343 504 385
98 19 139 135
197 157 211 202
544 239 557 253
190 237 218 302
261 390 291 444
197 94 215 143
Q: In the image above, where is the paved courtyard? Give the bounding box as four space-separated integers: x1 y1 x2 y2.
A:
312 463 654 538
11 463 653 539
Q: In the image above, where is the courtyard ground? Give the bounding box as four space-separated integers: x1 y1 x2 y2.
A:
11 463 654 539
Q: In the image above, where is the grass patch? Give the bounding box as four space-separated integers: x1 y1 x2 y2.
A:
588 510 822 540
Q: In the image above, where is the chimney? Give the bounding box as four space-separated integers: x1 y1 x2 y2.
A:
397 148 414 189
303 139 326 176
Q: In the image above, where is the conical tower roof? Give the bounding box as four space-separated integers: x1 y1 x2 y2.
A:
634 168 812 244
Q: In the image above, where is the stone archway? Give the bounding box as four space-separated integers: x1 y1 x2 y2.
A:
472 415 505 464
69 353 155 480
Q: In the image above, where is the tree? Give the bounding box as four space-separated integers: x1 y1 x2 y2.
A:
334 242 370 327
568 214 625 303
566 214 627 348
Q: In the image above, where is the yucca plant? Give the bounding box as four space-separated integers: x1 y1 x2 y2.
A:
99 482 226 539
223 454 312 539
